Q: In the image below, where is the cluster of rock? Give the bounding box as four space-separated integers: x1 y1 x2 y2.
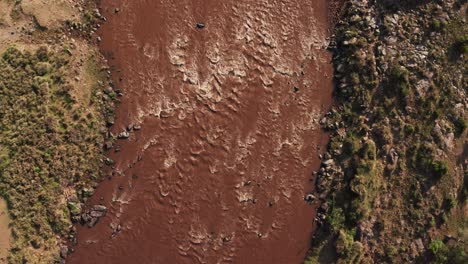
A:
313 151 343 227
80 205 108 227
60 204 107 262
69 196 108 228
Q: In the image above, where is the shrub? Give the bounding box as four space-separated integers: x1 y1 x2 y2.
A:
432 160 448 178
328 206 346 232
432 19 441 31
404 124 415 135
361 140 376 160
343 134 361 156
444 195 456 210
453 34 468 55
429 240 445 255
388 65 410 97
454 117 467 136
446 245 468 264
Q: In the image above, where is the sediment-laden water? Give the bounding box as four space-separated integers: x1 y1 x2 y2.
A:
69 0 333 263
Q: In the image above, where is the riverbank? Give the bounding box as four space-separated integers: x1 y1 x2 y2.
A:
0 0 113 262
308 0 467 263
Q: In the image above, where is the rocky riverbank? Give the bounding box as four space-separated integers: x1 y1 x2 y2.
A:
307 0 467 263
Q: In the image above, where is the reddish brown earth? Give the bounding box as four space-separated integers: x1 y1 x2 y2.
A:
69 0 333 263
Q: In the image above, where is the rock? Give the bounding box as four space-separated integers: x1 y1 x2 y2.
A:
90 210 106 218
105 86 113 94
196 23 205 29
322 159 334 167
60 246 68 258
106 117 115 127
160 110 172 118
389 148 399 166
415 238 425 253
415 79 430 98
320 117 327 125
105 157 115 165
89 211 106 218
318 213 326 221
81 213 91 223
81 187 94 197
443 132 454 150
92 205 107 212
343 37 357 45
133 124 142 130
304 194 316 202
357 221 374 240
104 141 113 150
336 64 345 73
88 217 99 228
386 36 398 44
111 223 123 237
117 130 130 139
319 202 329 212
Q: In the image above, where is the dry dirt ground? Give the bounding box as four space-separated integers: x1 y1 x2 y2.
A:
0 199 10 262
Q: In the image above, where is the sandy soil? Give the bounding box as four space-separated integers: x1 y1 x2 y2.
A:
0 199 10 262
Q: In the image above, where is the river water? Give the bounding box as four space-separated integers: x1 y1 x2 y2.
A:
69 0 333 263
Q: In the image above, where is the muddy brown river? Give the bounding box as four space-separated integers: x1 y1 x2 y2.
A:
69 0 333 263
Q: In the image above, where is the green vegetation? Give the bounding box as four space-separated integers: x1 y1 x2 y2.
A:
429 240 467 264
309 1 467 263
429 240 445 255
0 47 105 262
453 34 468 56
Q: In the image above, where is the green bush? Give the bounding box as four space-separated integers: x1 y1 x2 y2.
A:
454 117 467 136
429 240 445 255
328 206 346 232
444 195 456 210
404 124 415 135
432 160 449 178
453 34 468 55
428 240 467 264
389 65 410 97
343 134 361 156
